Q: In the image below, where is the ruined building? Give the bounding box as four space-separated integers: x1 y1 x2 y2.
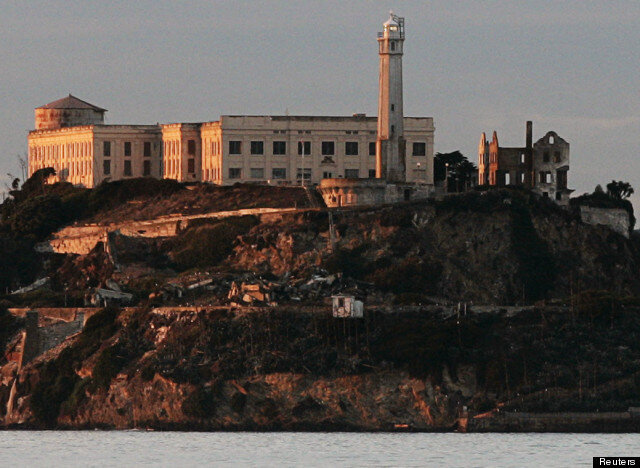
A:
477 121 572 204
27 14 435 191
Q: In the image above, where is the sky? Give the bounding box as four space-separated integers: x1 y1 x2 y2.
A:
1 0 638 208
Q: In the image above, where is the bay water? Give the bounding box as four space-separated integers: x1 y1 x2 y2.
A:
0 431 638 467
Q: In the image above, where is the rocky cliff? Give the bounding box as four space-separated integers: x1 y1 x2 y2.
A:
2 187 640 431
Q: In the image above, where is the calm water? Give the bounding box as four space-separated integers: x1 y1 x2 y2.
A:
0 431 638 467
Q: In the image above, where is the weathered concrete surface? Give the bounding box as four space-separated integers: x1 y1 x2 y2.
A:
580 206 630 237
37 207 303 255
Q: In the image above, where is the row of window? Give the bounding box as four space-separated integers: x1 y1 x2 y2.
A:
227 168 376 180
104 141 154 158
103 159 152 177
229 141 427 157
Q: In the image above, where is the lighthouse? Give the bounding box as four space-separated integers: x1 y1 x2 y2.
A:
376 11 405 183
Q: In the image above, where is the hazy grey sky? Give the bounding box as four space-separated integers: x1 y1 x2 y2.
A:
1 0 638 207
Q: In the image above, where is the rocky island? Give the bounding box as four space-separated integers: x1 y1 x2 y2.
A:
1 176 639 432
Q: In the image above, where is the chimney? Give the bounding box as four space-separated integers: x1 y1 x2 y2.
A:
526 121 533 149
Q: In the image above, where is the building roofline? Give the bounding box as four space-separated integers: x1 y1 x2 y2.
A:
36 94 107 112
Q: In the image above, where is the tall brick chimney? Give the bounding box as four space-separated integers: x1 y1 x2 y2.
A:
525 121 534 188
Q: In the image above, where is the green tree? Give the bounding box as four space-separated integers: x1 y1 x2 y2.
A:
606 180 634 200
434 151 477 192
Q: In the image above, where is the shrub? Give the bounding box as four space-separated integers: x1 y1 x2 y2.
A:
92 344 128 388
182 386 216 418
170 216 258 270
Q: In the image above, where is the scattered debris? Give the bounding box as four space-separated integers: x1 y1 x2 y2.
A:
11 277 51 295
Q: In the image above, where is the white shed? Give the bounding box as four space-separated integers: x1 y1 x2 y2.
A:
332 295 364 318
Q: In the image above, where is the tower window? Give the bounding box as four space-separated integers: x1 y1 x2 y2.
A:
187 139 196 155
188 158 195 174
390 42 396 51
412 142 426 156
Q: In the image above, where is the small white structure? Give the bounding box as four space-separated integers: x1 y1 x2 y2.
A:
332 295 364 318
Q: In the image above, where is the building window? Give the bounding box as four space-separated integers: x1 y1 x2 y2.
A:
124 160 132 176
345 169 359 178
390 41 396 51
250 168 264 179
323 171 333 179
229 141 242 154
103 160 111 175
272 168 286 179
369 169 376 178
188 158 195 174
391 104 395 111
250 141 264 155
144 142 151 157
273 141 287 155
143 160 151 176
229 168 242 179
545 172 552 183
369 142 376 156
103 141 111 157
297 168 312 181
345 142 358 156
187 139 196 155
543 151 550 163
321 141 335 155
520 153 525 164
539 172 545 183
412 142 426 156
549 136 555 144
124 141 132 157
556 192 562 201
391 125 395 133
298 141 311 155
554 151 561 163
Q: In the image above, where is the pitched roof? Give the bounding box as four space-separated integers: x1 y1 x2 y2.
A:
36 94 106 112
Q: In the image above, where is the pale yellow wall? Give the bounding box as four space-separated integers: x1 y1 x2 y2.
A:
201 122 223 184
215 115 434 186
161 123 202 183
28 125 161 188
28 116 434 188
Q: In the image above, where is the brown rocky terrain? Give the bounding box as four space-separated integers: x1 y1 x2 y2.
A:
2 187 640 431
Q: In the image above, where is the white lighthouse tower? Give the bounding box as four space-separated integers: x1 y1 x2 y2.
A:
376 11 405 183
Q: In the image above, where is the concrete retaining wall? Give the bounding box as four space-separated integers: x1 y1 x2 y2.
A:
37 207 303 255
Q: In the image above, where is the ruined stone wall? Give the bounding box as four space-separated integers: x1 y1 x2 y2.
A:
580 206 630 238
13 310 90 367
